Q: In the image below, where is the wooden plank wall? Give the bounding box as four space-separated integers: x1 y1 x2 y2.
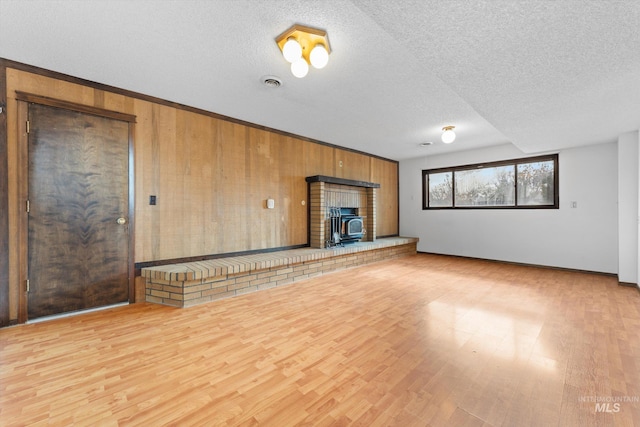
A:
0 64 8 326
370 158 399 237
3 65 399 323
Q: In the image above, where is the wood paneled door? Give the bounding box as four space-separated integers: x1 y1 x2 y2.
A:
24 102 132 320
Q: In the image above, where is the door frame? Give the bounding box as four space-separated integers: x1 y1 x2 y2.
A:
16 92 137 323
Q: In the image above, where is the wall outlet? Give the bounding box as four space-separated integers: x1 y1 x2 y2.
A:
571 201 577 208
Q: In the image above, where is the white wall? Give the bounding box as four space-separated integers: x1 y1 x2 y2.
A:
399 142 619 274
618 131 639 284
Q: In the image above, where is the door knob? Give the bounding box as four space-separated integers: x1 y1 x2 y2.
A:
116 217 127 225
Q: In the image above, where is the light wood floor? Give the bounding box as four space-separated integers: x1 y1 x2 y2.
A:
1 254 639 426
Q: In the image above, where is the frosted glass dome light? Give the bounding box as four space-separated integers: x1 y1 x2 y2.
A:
291 58 309 78
310 44 329 69
282 38 302 63
441 126 456 144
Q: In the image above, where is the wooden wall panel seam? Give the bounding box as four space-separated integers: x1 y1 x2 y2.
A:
0 61 10 326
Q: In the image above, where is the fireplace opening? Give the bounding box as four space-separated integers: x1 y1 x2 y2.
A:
327 207 364 247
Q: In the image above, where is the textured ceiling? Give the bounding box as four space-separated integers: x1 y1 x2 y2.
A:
1 0 638 160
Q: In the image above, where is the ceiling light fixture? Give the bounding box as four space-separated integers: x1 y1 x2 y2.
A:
276 24 331 78
441 126 456 144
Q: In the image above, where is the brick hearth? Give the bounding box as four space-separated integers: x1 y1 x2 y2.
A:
142 237 418 307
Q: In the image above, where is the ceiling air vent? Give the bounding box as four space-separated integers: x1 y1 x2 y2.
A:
262 75 282 88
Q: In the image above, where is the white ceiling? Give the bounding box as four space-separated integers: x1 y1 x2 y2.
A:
1 0 638 160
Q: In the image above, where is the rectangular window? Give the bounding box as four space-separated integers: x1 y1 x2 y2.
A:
428 171 453 207
422 154 558 209
455 165 515 207
516 159 555 206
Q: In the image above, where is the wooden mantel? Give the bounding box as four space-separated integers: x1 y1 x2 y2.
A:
305 175 381 188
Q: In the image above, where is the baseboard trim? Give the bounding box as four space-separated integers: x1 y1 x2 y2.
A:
416 251 619 278
27 302 129 324
618 281 637 288
618 281 640 294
